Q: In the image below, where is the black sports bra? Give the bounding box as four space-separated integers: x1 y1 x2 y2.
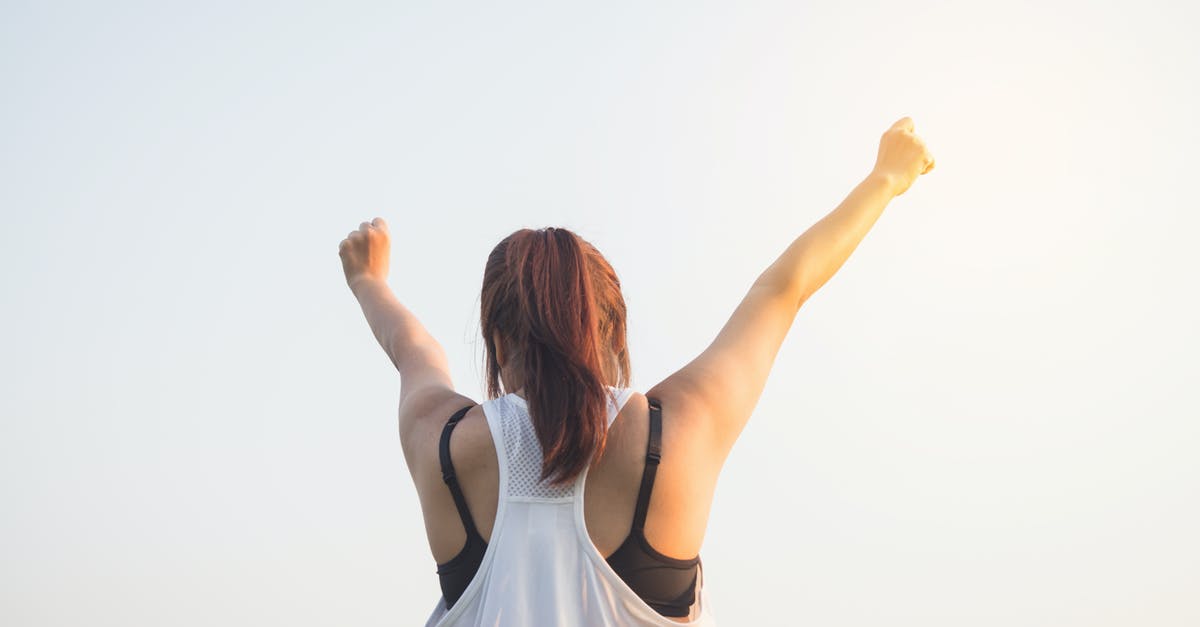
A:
434 396 701 617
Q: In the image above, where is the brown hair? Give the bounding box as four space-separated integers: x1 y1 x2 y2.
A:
481 227 631 486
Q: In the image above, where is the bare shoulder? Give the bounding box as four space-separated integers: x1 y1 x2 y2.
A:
397 386 486 484
634 382 723 478
614 385 723 558
645 377 718 452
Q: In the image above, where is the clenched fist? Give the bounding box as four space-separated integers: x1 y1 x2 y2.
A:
339 217 391 290
872 117 935 197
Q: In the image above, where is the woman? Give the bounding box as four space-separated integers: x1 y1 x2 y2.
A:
338 117 934 626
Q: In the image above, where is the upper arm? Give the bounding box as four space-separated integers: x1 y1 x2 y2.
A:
647 281 802 464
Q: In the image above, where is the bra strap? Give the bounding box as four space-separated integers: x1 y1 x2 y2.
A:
631 397 664 531
439 404 483 540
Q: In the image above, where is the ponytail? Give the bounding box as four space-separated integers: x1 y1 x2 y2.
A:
481 227 631 486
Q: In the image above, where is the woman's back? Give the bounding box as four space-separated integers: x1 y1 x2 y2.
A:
417 386 719 625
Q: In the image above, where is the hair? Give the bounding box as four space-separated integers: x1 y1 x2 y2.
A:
481 226 631 486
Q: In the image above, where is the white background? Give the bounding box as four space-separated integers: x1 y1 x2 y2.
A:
2 1 1197 625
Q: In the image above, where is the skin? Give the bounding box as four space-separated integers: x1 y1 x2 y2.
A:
339 117 933 622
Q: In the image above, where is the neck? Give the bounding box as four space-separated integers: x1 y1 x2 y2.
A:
498 354 619 398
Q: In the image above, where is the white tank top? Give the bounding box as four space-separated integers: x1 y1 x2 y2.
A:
422 386 718 626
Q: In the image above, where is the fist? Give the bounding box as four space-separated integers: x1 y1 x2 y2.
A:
339 217 391 290
872 117 935 197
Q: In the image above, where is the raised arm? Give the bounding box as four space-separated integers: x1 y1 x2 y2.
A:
648 117 935 462
339 218 455 410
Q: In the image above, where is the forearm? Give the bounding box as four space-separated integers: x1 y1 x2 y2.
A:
349 276 441 372
756 172 897 308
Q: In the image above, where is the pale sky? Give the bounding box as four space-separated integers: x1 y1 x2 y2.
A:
2 2 1198 625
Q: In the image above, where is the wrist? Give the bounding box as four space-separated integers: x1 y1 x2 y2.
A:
348 273 387 297
864 170 899 198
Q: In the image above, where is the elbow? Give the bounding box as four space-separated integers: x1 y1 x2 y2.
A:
754 274 810 313
394 340 450 374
